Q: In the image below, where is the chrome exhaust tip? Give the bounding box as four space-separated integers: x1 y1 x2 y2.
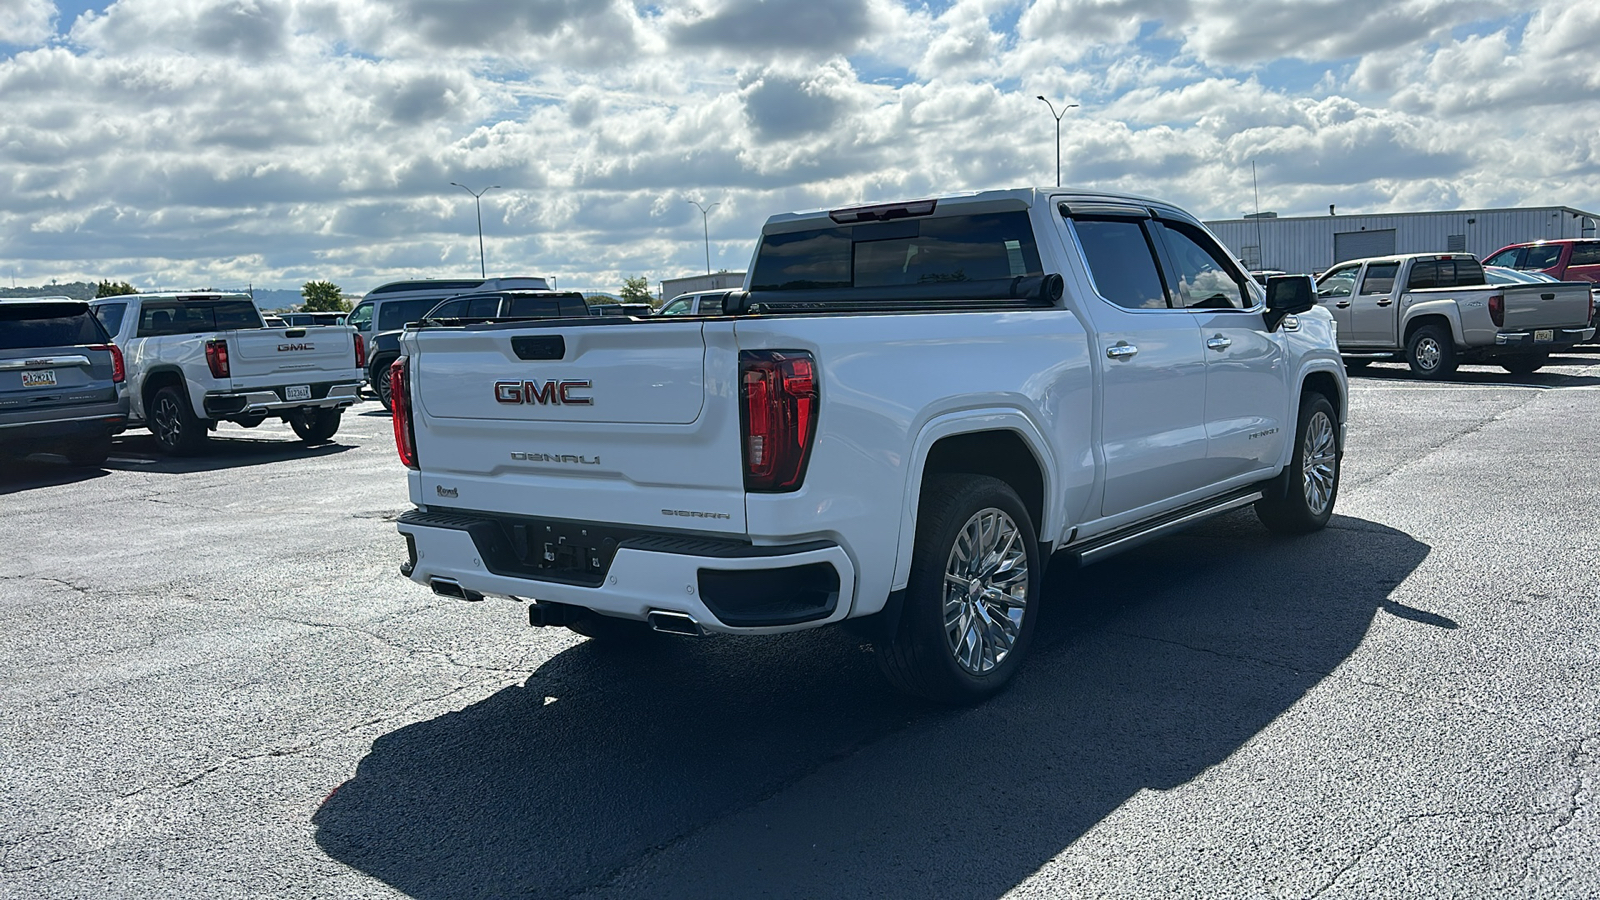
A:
429 577 483 602
646 610 705 637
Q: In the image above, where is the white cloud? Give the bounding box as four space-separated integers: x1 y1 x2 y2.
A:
0 0 1594 293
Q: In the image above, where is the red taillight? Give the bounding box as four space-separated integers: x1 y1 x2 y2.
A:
204 339 230 378
390 356 418 470
89 344 125 383
1488 293 1505 328
354 333 367 369
739 350 818 492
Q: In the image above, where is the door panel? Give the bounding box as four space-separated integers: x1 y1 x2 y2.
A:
1191 310 1288 481
1351 262 1400 344
1097 310 1209 516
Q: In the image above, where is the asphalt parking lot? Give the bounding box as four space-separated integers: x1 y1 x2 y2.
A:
3 356 1599 899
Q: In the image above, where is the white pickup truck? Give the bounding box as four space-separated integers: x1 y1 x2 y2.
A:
394 188 1348 703
1315 253 1594 377
90 292 364 454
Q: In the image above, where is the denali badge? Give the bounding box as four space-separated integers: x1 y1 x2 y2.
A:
495 380 593 406
278 342 314 351
510 452 601 465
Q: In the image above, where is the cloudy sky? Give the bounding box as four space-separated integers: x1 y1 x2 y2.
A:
1 0 1597 296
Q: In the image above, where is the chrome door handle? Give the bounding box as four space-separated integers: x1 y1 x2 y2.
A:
1106 343 1138 360
1206 335 1232 351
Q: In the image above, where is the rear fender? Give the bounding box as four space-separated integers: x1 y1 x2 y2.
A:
1399 298 1465 345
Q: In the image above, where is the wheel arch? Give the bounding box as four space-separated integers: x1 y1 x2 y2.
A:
1401 309 1461 347
139 367 188 419
891 412 1058 592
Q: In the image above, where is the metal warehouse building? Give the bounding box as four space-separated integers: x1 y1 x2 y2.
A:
1205 206 1600 275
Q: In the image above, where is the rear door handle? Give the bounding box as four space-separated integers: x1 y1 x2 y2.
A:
1106 343 1138 360
1335 300 1351 308
1206 335 1232 352
1376 299 1393 306
1541 293 1555 300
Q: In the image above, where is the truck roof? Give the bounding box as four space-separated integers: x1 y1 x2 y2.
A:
759 187 1183 232
89 291 252 304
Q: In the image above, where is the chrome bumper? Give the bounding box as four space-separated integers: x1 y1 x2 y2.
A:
203 381 361 417
1495 327 1595 346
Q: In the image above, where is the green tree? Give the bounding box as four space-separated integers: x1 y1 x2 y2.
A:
94 279 137 298
300 280 349 312
619 276 653 305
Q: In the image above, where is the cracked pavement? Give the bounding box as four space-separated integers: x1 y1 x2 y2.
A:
3 357 1599 899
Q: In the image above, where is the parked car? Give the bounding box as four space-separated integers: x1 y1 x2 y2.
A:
1484 266 1559 285
658 289 736 316
421 290 590 324
1315 253 1594 376
392 187 1345 704
281 312 346 327
0 298 128 468
89 292 363 454
345 277 551 411
1484 239 1600 283
587 301 654 317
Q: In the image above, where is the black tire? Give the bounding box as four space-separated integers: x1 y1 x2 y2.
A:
61 433 113 468
1255 393 1340 535
1343 358 1372 371
289 407 342 443
875 474 1041 705
566 613 658 642
1500 354 1547 375
149 385 209 456
373 356 397 411
1405 323 1457 379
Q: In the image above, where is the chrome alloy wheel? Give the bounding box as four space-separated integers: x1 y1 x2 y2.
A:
942 507 1029 676
1302 409 1338 516
1414 336 1442 371
152 395 184 447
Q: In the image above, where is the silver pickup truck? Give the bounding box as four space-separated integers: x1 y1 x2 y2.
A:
1315 253 1594 377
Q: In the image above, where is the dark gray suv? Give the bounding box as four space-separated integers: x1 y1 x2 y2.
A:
0 298 129 468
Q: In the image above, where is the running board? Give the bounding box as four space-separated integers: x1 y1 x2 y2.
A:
1069 489 1263 566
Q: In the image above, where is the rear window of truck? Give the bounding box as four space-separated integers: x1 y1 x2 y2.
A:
136 300 262 336
0 302 109 350
749 212 1044 291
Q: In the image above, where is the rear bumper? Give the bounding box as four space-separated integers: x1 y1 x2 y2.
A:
203 381 361 417
397 508 855 634
1494 327 1594 348
0 408 127 446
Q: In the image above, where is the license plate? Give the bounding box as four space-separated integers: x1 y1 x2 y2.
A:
21 370 56 388
1534 329 1554 343
285 384 311 401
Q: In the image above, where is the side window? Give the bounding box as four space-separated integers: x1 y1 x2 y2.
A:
659 298 693 316
467 296 502 318
137 304 183 337
701 295 726 315
1152 221 1246 310
1072 218 1169 310
428 299 467 319
346 303 373 332
1524 245 1563 269
1317 267 1357 299
1407 261 1439 290
1483 248 1523 268
1569 244 1600 266
93 303 128 338
1358 264 1398 295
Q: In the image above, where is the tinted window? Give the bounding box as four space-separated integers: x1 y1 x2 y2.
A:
1569 243 1600 266
700 295 725 315
346 303 373 331
1484 248 1522 268
1073 219 1169 310
93 302 128 337
467 296 501 318
1407 261 1438 290
1153 221 1246 309
1359 263 1399 295
659 298 693 316
378 299 439 331
0 303 107 350
749 212 1044 291
1449 258 1485 286
427 299 469 319
1317 267 1357 298
1523 245 1563 269
214 301 263 329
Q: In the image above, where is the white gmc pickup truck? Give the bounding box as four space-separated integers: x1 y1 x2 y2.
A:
90 292 364 454
394 188 1349 703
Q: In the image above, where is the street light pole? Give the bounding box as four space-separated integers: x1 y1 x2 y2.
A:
450 182 501 278
1035 97 1079 188
688 200 720 274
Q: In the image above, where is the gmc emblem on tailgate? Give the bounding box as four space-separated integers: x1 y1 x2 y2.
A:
278 342 314 351
495 380 593 406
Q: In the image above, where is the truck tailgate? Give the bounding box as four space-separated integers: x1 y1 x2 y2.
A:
407 320 747 533
1501 283 1592 331
226 326 358 381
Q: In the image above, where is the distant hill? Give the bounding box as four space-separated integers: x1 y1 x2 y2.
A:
1 282 98 301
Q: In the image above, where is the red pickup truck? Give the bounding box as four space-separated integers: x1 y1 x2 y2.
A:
1484 239 1600 283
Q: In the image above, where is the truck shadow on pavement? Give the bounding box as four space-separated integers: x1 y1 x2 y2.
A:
101 432 356 474
314 511 1431 900
1351 359 1600 387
